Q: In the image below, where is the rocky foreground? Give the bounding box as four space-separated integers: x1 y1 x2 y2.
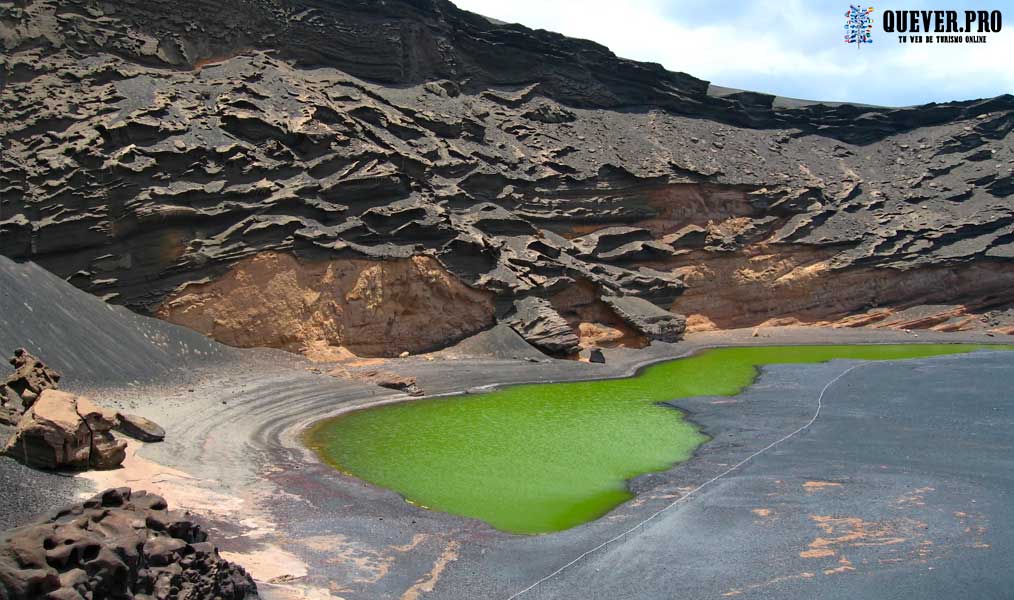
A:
1 348 165 471
2 0 1013 361
0 487 256 599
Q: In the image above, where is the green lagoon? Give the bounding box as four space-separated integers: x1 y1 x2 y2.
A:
306 344 1011 534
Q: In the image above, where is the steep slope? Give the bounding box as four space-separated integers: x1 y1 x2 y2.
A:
2 0 1013 356
0 256 228 385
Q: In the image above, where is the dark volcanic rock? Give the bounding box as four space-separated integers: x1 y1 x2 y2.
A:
0 487 256 600
602 296 687 343
508 297 582 356
663 225 709 249
573 227 654 255
583 347 606 363
1 0 1013 349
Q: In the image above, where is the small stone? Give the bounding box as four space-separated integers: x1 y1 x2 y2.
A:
115 412 166 443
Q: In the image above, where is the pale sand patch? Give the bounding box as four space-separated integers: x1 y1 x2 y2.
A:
78 440 266 525
802 480 843 492
220 547 308 581
256 582 342 600
304 533 430 592
77 440 311 587
401 540 460 600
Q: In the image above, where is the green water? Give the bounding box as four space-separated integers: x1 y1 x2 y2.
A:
306 344 1011 534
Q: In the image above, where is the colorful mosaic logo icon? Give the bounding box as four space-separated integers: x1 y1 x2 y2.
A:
845 5 874 46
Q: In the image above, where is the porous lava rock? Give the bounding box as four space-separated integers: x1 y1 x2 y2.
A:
0 487 257 600
3 349 61 411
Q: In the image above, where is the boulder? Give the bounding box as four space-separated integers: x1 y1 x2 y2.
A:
521 102 576 124
0 488 257 599
583 347 606 363
114 413 166 443
602 296 687 343
360 370 425 397
3 349 61 410
508 297 581 355
2 390 126 470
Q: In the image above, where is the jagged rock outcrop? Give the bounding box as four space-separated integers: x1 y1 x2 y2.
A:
508 297 582 356
0 487 256 600
2 0 1013 356
601 296 686 343
2 390 126 470
3 349 61 411
0 388 14 427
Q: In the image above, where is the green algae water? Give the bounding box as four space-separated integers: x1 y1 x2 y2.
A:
306 344 1012 534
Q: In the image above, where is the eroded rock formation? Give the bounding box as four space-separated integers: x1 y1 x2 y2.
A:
3 389 126 470
2 0 1013 357
508 297 582 356
664 245 1014 333
4 349 61 411
155 252 496 357
0 487 256 599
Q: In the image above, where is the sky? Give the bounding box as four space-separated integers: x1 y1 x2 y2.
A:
450 0 1014 106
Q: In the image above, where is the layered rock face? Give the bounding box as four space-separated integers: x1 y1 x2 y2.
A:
0 487 256 599
2 0 1013 356
155 252 496 357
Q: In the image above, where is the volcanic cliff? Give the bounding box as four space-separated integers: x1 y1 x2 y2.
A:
2 0 1013 358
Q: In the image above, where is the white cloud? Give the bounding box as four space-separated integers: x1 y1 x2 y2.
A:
452 0 1014 106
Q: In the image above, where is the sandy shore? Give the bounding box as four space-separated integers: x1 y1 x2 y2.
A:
17 325 1009 598
0 326 997 595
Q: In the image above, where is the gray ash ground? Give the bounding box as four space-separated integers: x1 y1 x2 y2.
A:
0 442 80 530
